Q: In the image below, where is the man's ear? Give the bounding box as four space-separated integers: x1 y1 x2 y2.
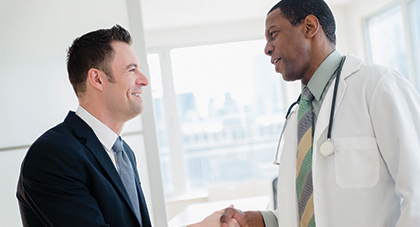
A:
87 68 105 91
303 15 320 39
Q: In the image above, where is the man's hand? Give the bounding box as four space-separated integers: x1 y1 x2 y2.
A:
220 207 265 227
220 207 248 227
187 205 240 227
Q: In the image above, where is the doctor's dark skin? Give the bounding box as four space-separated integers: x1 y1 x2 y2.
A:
220 7 336 227
265 8 335 85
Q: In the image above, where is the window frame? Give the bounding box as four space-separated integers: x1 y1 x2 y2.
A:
363 0 419 88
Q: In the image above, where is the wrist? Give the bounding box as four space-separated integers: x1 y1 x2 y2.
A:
244 211 265 227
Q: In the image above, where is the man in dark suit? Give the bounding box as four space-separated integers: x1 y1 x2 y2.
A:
16 25 151 227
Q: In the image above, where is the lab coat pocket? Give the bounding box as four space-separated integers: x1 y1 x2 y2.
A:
334 137 380 189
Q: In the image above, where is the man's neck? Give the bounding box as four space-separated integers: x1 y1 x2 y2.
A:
79 103 124 135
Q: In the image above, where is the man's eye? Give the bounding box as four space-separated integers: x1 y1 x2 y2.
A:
270 31 278 38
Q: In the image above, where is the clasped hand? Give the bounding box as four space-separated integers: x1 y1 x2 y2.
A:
187 205 248 227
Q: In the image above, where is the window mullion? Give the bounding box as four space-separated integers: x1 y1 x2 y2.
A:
159 48 188 195
401 0 417 86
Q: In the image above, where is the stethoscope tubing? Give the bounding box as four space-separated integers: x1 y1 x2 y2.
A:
274 56 346 165
327 56 346 139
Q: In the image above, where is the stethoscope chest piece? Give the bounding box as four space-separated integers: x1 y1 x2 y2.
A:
320 139 335 157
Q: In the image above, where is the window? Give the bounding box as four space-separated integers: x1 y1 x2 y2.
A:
365 0 420 88
410 0 420 89
148 40 286 195
147 53 173 194
365 4 408 77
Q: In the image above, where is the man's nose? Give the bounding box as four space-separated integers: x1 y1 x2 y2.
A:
136 70 149 87
265 43 273 56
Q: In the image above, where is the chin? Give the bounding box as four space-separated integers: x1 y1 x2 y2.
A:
133 106 144 116
281 74 292 82
281 72 300 82
124 108 143 122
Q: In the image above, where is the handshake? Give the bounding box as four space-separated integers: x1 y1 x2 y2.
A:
187 205 261 227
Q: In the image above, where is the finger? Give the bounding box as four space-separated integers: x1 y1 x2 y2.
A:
218 204 234 212
229 218 240 227
220 207 236 225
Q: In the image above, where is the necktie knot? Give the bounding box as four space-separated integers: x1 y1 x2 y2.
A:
113 137 124 154
302 87 314 102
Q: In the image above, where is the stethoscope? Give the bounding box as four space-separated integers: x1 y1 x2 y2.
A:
274 56 346 165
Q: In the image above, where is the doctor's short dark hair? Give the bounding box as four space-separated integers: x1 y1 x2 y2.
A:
66 24 132 97
268 0 336 45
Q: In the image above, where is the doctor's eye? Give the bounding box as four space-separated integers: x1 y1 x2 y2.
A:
270 31 278 38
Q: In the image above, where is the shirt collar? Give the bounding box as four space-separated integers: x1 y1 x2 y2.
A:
303 50 342 101
75 105 119 151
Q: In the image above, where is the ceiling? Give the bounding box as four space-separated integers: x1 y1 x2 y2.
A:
139 0 351 31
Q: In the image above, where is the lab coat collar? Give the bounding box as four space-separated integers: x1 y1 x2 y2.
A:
313 54 363 143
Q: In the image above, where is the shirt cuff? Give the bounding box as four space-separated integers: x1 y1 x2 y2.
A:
259 210 278 227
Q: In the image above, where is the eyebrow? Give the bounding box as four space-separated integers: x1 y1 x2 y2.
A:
126 63 138 70
266 25 276 35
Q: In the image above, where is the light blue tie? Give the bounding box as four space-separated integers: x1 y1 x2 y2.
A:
113 137 142 224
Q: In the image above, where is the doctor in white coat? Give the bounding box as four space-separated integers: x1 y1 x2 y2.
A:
221 0 420 226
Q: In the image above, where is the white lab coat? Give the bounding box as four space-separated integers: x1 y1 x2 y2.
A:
274 54 420 226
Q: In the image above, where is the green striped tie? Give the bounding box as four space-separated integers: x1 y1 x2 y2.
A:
296 87 315 227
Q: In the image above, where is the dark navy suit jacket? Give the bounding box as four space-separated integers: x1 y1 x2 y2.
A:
16 111 152 227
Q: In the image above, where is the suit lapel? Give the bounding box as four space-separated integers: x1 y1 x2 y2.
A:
64 111 139 221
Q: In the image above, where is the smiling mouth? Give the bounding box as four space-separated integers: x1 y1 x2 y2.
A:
273 58 280 64
131 93 141 97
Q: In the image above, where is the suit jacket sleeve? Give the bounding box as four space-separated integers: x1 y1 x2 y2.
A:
17 137 110 227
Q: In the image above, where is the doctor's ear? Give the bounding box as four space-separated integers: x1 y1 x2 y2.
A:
87 68 105 91
303 15 320 39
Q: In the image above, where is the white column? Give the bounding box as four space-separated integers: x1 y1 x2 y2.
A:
125 0 168 226
401 0 418 86
159 48 188 195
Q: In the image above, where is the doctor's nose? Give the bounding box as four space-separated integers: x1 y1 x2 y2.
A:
265 43 274 56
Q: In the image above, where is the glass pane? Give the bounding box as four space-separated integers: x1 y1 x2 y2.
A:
147 53 173 194
365 4 409 78
409 0 420 90
171 40 284 190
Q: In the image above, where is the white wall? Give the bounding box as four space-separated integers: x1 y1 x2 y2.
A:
0 0 132 148
0 149 26 226
143 3 363 61
0 0 149 226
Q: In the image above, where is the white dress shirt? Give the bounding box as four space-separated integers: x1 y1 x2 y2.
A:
75 105 120 171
